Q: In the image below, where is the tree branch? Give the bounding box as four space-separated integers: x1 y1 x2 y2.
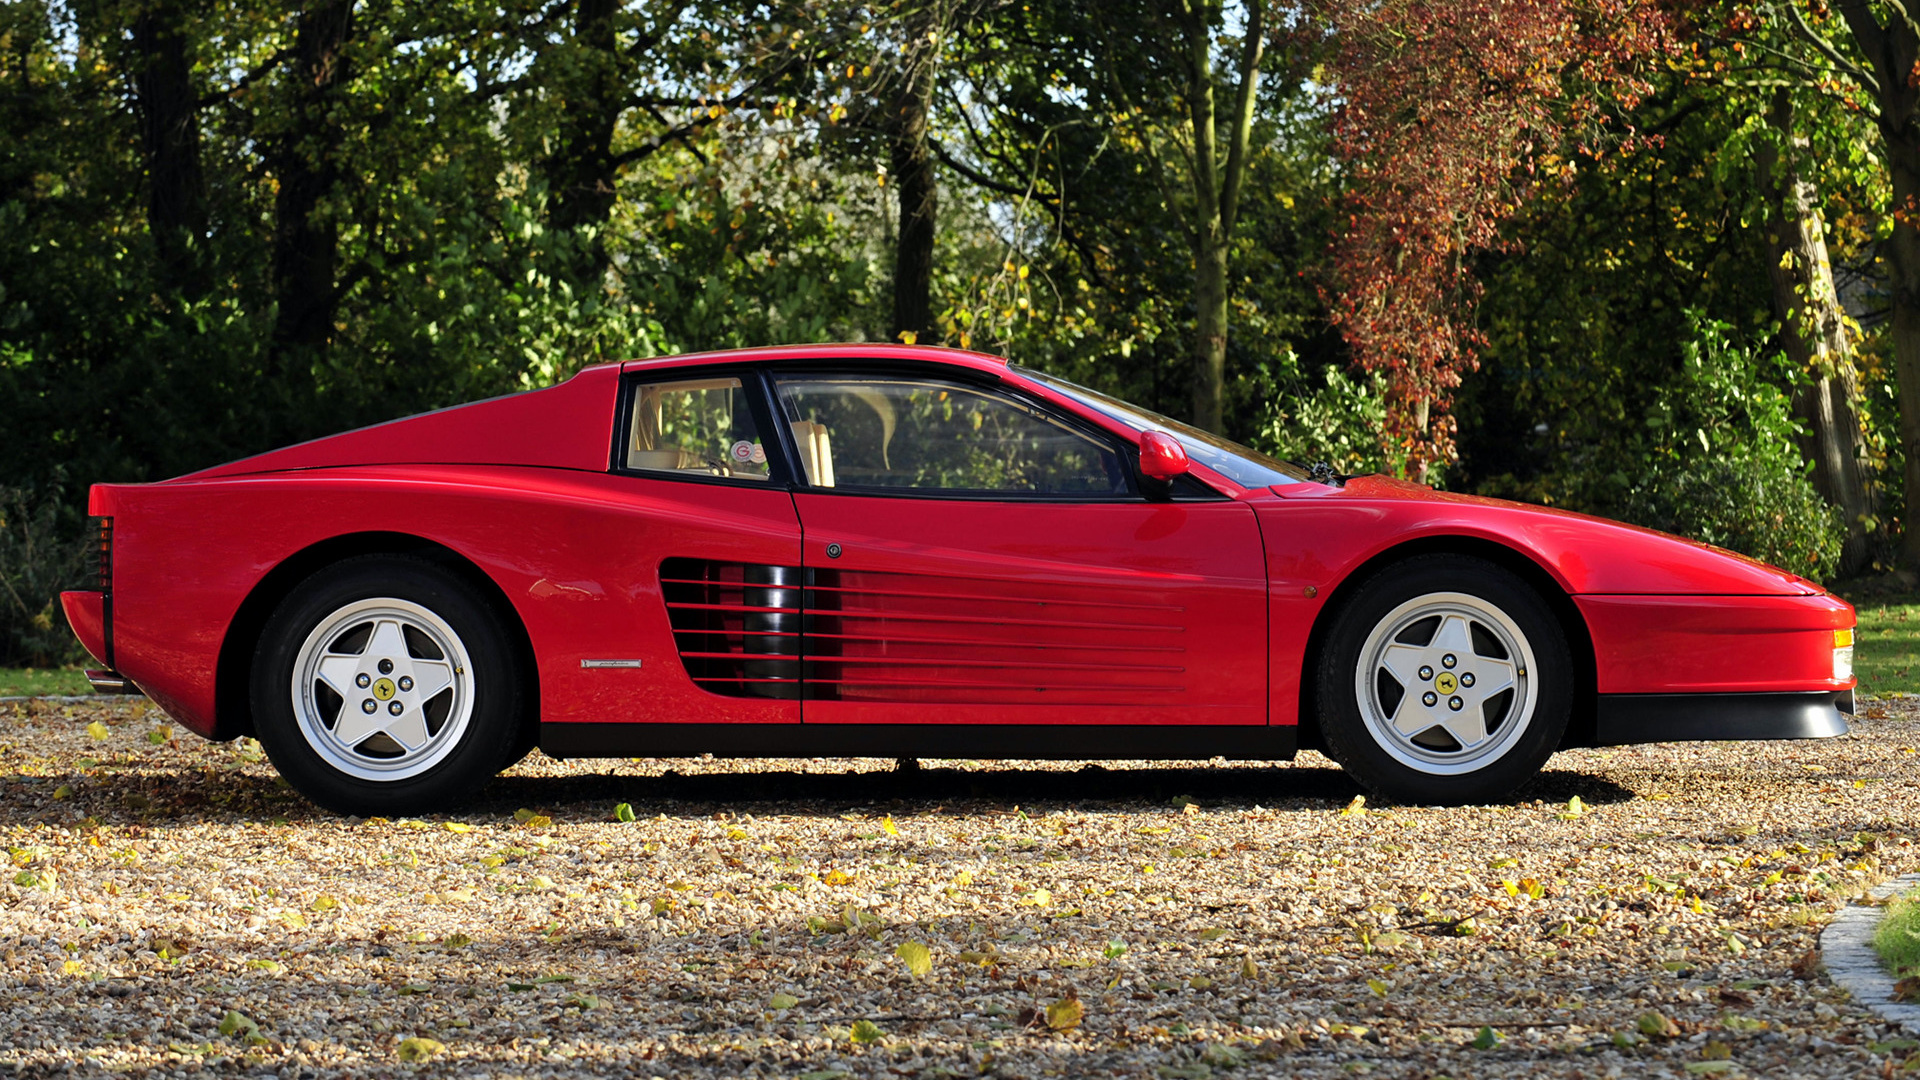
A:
195 44 293 109
1220 0 1266 235
1826 1 1889 94
930 139 1040 198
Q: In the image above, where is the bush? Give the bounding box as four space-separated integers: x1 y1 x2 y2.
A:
1625 447 1843 583
1255 364 1392 478
1611 316 1844 582
0 487 88 668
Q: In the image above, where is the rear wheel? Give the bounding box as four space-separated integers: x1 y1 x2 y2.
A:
1315 556 1571 805
250 557 527 815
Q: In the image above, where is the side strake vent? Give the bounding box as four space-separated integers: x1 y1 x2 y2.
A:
660 559 803 699
805 568 1186 705
661 560 1188 705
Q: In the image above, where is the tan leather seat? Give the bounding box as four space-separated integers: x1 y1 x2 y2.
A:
628 448 706 471
790 422 834 487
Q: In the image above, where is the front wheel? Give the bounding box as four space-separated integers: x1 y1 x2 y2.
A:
250 556 528 816
1315 556 1572 805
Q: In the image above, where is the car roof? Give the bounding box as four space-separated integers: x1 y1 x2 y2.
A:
615 343 1012 378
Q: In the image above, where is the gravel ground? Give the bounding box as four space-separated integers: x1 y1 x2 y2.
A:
3 698 1918 1079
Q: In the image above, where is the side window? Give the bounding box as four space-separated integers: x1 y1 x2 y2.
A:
625 377 770 481
774 375 1127 495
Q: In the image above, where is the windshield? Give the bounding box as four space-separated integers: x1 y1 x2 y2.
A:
1013 366 1309 488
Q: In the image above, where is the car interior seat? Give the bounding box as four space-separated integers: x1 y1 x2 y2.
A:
790 421 834 487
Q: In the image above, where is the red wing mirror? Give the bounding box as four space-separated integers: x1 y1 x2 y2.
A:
1138 430 1191 481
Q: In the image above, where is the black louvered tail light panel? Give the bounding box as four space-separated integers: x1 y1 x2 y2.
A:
660 559 803 699
96 517 113 592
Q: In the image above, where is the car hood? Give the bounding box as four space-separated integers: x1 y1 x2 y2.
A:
1271 474 1823 596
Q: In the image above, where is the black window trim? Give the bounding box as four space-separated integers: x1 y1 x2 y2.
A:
610 365 799 488
766 361 1184 504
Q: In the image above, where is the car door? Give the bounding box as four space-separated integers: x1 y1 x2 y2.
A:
773 369 1269 727
594 369 804 723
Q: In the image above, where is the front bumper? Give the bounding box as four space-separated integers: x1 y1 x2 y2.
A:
1592 690 1852 747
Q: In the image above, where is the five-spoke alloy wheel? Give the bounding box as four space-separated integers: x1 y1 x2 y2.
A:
252 557 528 816
292 598 474 783
1317 556 1571 805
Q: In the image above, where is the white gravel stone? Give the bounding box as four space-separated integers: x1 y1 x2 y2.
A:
3 695 1920 1077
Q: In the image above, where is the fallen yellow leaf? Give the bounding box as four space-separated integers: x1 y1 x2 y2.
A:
895 941 932 978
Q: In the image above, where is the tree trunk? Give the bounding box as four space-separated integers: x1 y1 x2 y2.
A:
889 46 938 345
1888 152 1920 568
1756 90 1878 574
1180 2 1226 433
270 0 354 365
539 0 622 293
130 4 208 296
1177 0 1261 434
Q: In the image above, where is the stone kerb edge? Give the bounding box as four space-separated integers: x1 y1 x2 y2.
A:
1819 871 1920 1031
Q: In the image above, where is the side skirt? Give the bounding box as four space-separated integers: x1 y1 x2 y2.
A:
1592 690 1852 748
541 723 1299 762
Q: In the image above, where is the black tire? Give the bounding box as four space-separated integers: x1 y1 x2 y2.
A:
1314 555 1572 805
249 556 529 816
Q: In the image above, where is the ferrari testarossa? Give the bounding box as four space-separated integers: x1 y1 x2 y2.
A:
61 344 1856 815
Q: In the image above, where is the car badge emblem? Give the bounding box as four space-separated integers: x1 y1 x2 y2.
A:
373 677 397 701
1434 672 1458 695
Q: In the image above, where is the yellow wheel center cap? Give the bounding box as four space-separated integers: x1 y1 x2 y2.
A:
1435 672 1458 695
373 678 397 701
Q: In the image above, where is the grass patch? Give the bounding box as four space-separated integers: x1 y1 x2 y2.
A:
1875 889 1920 981
0 667 91 697
1847 594 1920 697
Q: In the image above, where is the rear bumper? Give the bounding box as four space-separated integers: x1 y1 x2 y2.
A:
60 590 109 668
1592 690 1852 747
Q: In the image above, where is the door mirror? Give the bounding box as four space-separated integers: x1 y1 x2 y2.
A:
1138 431 1190 481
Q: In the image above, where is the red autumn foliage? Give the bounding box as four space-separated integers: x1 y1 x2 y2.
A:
1318 0 1674 476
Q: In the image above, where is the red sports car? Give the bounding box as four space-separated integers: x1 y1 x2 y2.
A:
61 344 1855 815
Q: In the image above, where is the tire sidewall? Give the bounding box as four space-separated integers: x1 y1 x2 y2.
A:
1317 556 1572 805
250 557 523 816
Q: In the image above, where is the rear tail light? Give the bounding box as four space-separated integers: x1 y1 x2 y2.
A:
96 517 113 593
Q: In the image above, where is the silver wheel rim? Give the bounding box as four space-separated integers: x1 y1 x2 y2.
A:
1353 591 1538 776
291 597 474 783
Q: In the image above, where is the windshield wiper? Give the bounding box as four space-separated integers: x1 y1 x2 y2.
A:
1305 462 1348 487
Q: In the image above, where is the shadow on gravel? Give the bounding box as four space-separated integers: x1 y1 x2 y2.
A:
472 762 1639 818
1 760 1639 824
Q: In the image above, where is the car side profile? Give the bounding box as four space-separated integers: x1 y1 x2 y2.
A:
61 344 1856 815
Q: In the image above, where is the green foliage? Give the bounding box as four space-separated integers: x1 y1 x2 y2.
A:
1626 446 1842 582
620 146 887 351
1875 888 1920 978
1460 77 1861 579
932 0 1337 438
0 488 88 668
1253 362 1391 477
1616 318 1843 582
1460 88 1780 506
0 1 1878 609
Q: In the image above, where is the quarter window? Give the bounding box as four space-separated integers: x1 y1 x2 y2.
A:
625 377 770 481
774 375 1125 495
